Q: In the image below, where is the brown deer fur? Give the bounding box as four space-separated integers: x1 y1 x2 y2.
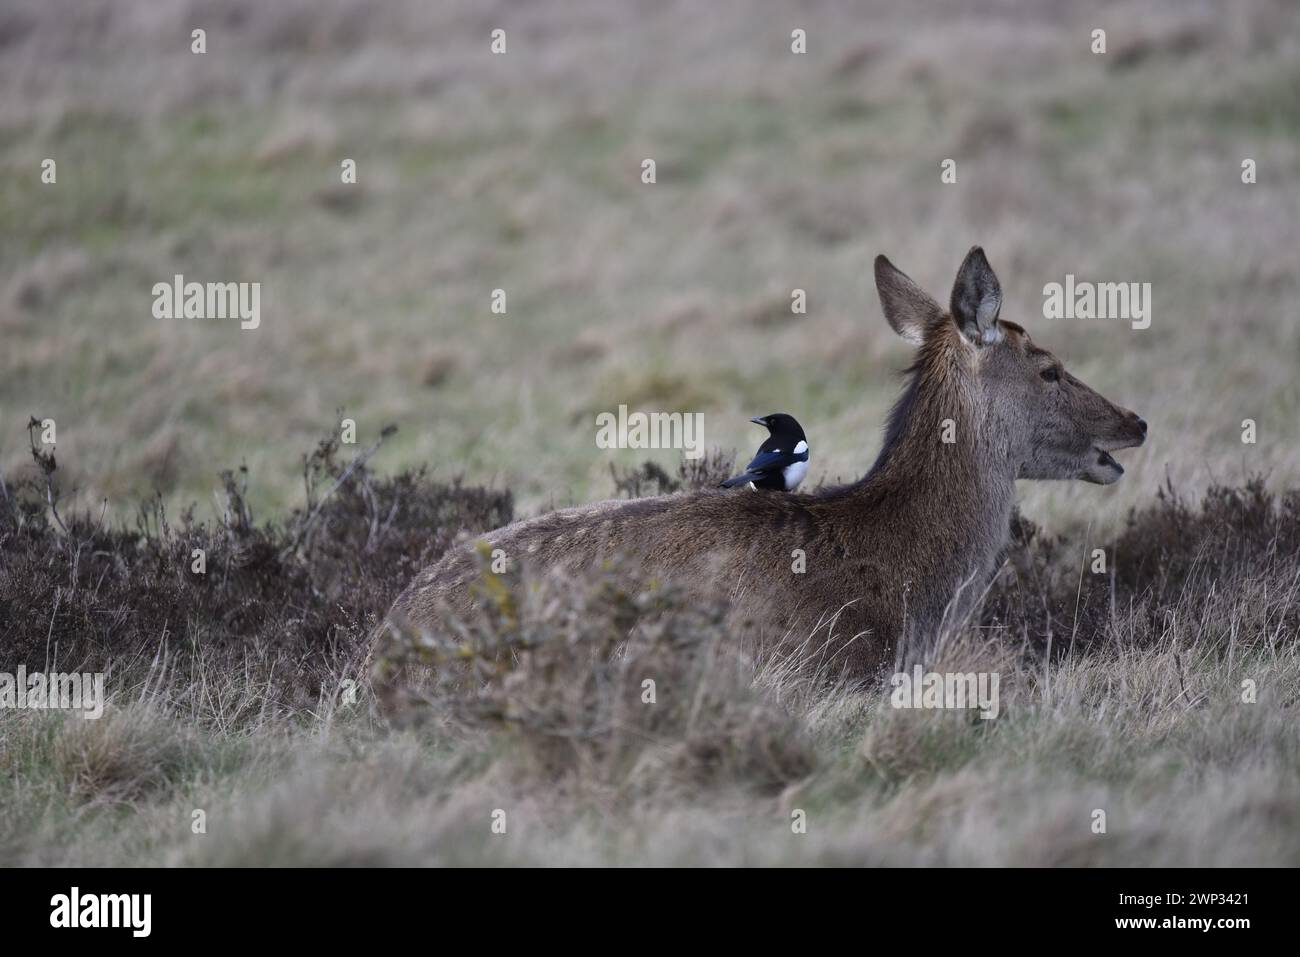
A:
378 248 1146 678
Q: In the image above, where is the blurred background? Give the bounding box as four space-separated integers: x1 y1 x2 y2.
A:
1 0 1296 536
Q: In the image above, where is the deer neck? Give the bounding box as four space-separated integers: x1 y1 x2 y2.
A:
851 360 1018 578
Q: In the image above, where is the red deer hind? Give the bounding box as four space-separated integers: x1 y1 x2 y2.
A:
375 248 1147 682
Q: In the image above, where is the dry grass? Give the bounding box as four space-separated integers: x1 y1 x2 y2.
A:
2 0 1297 538
1 0 1297 866
1 428 1297 866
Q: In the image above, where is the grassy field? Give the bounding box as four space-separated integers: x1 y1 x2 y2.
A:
1 435 1297 866
2 0 1297 534
1 0 1298 866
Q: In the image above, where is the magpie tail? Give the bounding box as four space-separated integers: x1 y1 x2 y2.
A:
720 472 760 488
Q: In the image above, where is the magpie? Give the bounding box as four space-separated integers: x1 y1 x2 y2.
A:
721 413 809 491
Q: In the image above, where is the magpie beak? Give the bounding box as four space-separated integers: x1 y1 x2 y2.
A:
749 416 766 426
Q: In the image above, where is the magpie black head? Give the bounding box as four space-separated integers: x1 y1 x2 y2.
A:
749 413 805 442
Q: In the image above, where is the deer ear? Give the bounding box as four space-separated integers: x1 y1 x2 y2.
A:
950 246 1003 344
874 255 942 345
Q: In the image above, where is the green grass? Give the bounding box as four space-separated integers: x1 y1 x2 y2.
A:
4 1 1297 527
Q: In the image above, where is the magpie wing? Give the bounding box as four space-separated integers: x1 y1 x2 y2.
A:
742 449 794 474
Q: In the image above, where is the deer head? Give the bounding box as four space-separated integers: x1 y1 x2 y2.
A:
874 247 1147 485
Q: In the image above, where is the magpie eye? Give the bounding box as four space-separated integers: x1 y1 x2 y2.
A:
1040 366 1061 383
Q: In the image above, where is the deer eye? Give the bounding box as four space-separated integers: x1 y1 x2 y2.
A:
1040 366 1061 383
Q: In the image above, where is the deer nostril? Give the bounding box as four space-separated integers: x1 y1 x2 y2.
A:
1136 417 1148 435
